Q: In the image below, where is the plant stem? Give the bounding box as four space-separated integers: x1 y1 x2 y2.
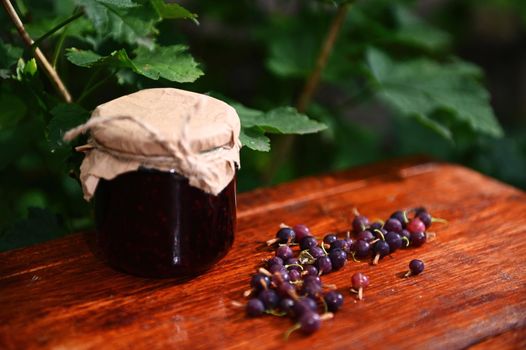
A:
1 0 72 102
263 4 349 183
31 10 83 50
52 27 68 68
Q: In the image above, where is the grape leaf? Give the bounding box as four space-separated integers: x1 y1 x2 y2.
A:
66 45 203 82
150 0 198 23
367 48 503 139
47 104 90 150
0 40 22 78
239 127 270 152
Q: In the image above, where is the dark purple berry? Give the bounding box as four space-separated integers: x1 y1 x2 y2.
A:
354 240 371 259
285 258 301 271
258 289 279 309
276 227 295 244
384 218 402 233
303 265 318 276
267 256 283 267
352 215 369 233
293 224 312 242
409 259 425 275
276 281 295 297
323 234 338 245
289 269 301 282
316 256 332 275
410 231 426 247
323 291 344 312
345 237 357 252
276 245 293 260
400 229 411 246
329 248 347 270
330 239 349 252
250 273 270 291
271 269 290 285
269 263 284 274
351 272 370 289
280 298 295 314
299 312 321 334
246 298 265 317
385 232 403 252
372 228 387 240
390 210 408 225
293 298 318 318
356 230 374 242
309 246 325 259
417 211 432 228
413 207 427 216
373 240 390 258
302 278 323 297
300 236 318 251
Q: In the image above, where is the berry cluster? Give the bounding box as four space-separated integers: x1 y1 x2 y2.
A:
243 207 444 338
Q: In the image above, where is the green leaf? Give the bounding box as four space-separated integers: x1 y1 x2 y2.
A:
393 5 450 52
0 93 26 129
150 0 198 23
0 40 23 69
240 127 270 152
237 105 327 135
48 104 90 150
0 207 66 252
66 46 203 83
367 48 503 139
76 0 157 46
133 45 203 82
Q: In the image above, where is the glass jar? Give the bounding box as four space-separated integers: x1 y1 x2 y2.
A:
94 168 236 278
64 88 241 278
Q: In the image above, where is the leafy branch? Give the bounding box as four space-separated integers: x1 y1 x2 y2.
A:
1 0 72 102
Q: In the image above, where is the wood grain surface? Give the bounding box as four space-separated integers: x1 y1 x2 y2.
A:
1 157 525 350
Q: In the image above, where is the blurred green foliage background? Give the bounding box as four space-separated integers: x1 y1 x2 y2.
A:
0 0 525 251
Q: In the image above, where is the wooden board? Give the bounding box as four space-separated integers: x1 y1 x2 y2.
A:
1 157 525 349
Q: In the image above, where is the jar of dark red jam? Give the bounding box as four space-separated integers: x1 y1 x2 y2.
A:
94 168 236 277
64 88 241 278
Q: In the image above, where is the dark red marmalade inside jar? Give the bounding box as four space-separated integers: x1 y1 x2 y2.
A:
94 168 236 278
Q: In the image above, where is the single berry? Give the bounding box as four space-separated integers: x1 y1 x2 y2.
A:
299 312 321 334
293 297 318 318
267 256 283 267
303 265 318 277
330 239 349 252
413 207 427 216
269 263 284 274
329 248 347 270
276 227 295 244
323 291 344 312
351 272 369 300
246 298 265 317
276 281 295 297
357 230 374 242
280 297 295 315
300 236 318 251
316 256 333 275
407 259 425 276
372 240 390 265
384 218 403 233
323 234 338 245
276 245 294 260
407 218 426 234
293 224 312 242
390 210 408 226
352 215 369 233
250 273 270 291
258 289 279 309
302 278 323 298
410 231 426 247
354 240 371 259
309 246 325 259
385 232 403 253
345 237 357 252
289 269 301 282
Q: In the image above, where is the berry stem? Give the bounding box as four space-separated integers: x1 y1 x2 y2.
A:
373 229 385 241
285 263 304 271
284 324 301 340
431 217 448 224
373 253 380 265
258 267 272 277
358 287 363 300
402 236 410 247
350 252 361 263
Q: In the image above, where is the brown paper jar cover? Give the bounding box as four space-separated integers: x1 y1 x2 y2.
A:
64 88 241 200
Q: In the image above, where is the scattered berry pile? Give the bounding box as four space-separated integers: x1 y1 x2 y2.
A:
243 207 444 338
